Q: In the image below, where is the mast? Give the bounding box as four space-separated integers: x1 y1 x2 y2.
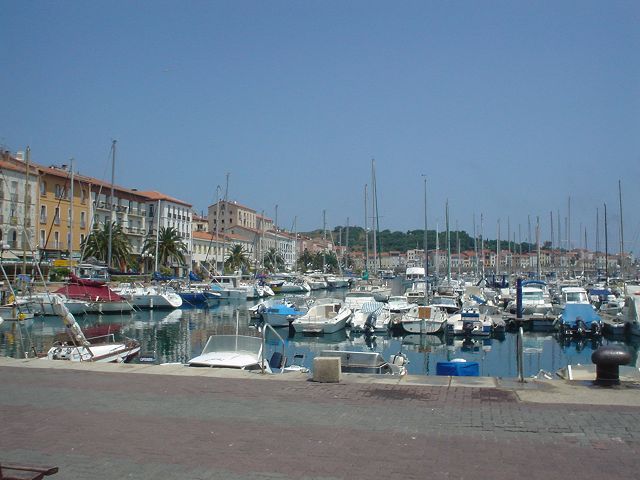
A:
596 208 599 254
154 199 160 273
496 219 501 276
568 195 571 251
445 201 451 284
550 211 554 268
422 175 428 279
604 202 609 283
345 217 350 270
222 172 229 272
107 140 116 270
473 213 478 279
364 184 369 276
536 216 541 280
322 209 326 273
618 179 624 280
215 185 222 272
68 158 74 258
456 221 461 278
480 213 484 280
22 146 31 275
371 159 378 276
507 217 511 279
435 222 440 280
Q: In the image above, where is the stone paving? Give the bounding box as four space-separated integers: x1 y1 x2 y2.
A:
1 364 639 479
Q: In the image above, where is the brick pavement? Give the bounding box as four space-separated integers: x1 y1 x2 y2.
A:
1 366 639 479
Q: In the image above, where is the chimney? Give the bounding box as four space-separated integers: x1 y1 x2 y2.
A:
15 151 24 162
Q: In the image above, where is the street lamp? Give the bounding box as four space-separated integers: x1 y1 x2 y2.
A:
141 252 153 275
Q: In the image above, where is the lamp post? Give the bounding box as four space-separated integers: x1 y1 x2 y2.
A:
142 252 153 275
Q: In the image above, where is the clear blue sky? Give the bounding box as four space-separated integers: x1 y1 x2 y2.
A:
1 1 638 253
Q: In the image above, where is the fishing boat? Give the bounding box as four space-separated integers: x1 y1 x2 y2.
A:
291 299 352 334
554 287 602 336
429 295 460 314
45 299 140 362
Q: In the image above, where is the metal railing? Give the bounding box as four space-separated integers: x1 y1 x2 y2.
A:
261 322 286 374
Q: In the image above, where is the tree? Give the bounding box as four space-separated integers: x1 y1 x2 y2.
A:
225 244 251 273
296 249 314 272
81 222 132 269
142 227 187 270
263 247 285 273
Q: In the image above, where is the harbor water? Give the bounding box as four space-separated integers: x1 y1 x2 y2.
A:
2 287 639 378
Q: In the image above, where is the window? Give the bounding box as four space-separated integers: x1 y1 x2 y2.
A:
54 207 60 225
80 188 86 204
40 230 45 248
67 208 71 227
40 205 47 223
67 233 71 250
80 234 85 245
40 181 47 196
80 211 86 229
54 231 59 249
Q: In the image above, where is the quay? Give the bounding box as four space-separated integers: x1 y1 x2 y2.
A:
1 358 639 479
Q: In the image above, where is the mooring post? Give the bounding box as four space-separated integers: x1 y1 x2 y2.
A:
516 278 523 319
517 326 524 382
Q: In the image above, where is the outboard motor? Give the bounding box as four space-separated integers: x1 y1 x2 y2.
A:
576 317 586 337
462 321 474 336
364 312 377 333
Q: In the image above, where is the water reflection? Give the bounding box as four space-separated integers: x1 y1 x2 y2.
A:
2 295 640 377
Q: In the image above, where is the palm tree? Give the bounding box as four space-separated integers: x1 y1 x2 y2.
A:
81 222 132 269
296 249 314 272
263 247 285 273
142 227 187 270
225 244 251 273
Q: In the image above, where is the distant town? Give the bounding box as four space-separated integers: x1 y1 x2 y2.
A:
0 147 636 280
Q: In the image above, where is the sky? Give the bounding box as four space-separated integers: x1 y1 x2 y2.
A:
1 1 639 253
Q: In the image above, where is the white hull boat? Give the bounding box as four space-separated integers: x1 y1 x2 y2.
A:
292 300 352 334
396 305 448 334
188 335 270 372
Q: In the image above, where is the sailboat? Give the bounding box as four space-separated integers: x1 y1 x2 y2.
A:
45 298 140 362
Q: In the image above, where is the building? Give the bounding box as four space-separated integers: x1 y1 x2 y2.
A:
208 200 258 234
136 191 193 275
0 152 38 261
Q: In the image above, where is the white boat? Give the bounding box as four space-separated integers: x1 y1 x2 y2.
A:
325 275 350 289
505 283 553 317
621 292 640 337
188 334 270 372
429 295 460 314
16 292 89 316
350 283 391 302
291 299 352 334
270 277 311 294
45 298 140 363
344 291 377 311
447 309 493 336
260 297 309 327
113 283 183 309
387 295 412 313
396 305 448 334
304 273 329 290
318 350 407 375
405 281 428 305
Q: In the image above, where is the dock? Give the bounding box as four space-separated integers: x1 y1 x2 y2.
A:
1 357 639 479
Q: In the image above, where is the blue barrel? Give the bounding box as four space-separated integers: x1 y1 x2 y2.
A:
436 361 480 376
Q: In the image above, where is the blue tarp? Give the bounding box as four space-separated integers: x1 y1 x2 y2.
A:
560 304 601 327
189 271 202 282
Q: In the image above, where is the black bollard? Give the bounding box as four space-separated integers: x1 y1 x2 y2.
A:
516 278 523 320
591 346 632 386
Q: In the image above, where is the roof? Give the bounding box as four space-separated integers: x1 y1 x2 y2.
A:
135 191 192 207
211 200 256 213
0 158 39 176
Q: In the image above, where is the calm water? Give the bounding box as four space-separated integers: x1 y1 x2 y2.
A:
2 289 639 377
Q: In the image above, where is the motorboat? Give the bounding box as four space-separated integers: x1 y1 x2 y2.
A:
291 299 352 334
553 286 602 336
45 299 140 362
344 291 377 311
318 350 407 375
429 295 460 314
113 283 183 309
396 304 448 334
387 295 412 313
260 297 309 327
188 334 270 372
505 281 553 317
349 283 392 302
405 281 428 305
269 277 311 294
325 275 351 289
447 309 493 336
